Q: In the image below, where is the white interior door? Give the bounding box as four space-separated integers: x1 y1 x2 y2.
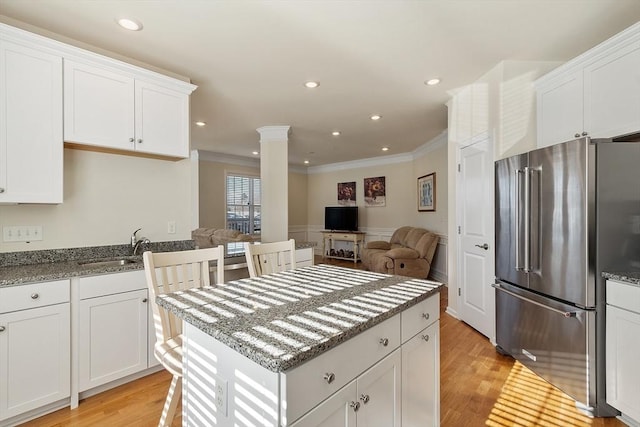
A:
458 137 495 340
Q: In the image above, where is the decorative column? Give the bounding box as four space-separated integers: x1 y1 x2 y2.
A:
256 126 290 243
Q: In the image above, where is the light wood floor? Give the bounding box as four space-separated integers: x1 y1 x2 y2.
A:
22 258 626 427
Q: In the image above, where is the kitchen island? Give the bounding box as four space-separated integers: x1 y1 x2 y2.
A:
157 264 444 426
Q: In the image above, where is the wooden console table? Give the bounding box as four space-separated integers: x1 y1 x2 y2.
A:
321 231 365 264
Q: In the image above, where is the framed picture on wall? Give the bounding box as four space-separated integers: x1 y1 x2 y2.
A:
418 173 435 211
337 181 356 206
364 176 386 207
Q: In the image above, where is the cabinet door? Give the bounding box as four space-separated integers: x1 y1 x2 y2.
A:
402 320 440 427
0 39 63 203
357 349 401 427
536 71 584 148
78 289 148 392
584 41 640 138
606 305 640 422
0 303 70 421
64 60 134 150
134 80 189 158
289 381 356 427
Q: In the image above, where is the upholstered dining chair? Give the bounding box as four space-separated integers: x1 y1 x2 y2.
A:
244 239 299 277
142 246 224 427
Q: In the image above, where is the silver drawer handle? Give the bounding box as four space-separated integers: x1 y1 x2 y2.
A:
137 139 143 143
323 372 335 384
0 187 5 193
129 137 135 142
350 401 360 412
422 313 430 320
379 338 389 346
0 326 5 332
422 334 430 342
31 293 39 300
360 394 370 404
492 283 577 318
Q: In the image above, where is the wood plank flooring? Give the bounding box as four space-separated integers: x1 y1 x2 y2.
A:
22 258 626 426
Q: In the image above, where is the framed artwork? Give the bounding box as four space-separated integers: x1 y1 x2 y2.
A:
418 173 435 211
364 176 386 207
337 181 356 206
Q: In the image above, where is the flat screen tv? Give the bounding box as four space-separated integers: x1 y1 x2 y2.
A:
325 206 358 231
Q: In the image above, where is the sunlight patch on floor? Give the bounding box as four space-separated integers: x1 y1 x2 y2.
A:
486 361 594 427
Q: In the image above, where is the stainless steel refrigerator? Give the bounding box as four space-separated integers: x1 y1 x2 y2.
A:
494 136 640 416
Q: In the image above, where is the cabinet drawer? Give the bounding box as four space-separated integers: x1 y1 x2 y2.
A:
607 280 640 314
401 294 439 343
78 269 146 300
0 280 70 313
282 314 400 424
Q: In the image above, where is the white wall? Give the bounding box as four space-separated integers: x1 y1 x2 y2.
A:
197 154 308 233
0 149 193 252
446 60 560 317
306 134 449 281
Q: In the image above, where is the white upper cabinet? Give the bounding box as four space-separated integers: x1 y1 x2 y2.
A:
64 60 135 151
0 37 63 204
536 69 584 146
536 22 640 148
134 80 190 158
64 59 193 159
583 41 640 138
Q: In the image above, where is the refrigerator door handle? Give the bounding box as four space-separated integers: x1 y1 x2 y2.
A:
492 283 577 318
523 167 531 272
515 169 525 271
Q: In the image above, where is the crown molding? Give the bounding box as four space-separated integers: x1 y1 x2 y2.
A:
197 130 448 174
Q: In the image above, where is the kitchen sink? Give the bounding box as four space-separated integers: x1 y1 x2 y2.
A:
78 258 141 268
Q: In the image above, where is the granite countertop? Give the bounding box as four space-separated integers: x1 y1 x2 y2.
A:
602 271 640 287
0 240 194 287
157 264 444 372
0 240 318 288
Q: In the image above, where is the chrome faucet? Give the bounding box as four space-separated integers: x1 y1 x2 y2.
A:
131 228 151 255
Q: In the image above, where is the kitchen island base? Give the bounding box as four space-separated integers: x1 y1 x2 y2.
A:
181 292 440 426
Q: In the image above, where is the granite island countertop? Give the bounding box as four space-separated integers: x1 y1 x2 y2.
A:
602 271 640 287
157 264 444 372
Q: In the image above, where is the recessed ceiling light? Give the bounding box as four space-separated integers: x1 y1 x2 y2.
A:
304 81 320 88
195 121 206 127
116 18 143 31
252 151 259 156
382 147 389 151
370 114 382 121
304 160 310 165
332 131 341 136
425 78 441 86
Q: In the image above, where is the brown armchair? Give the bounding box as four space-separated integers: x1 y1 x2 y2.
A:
361 226 439 278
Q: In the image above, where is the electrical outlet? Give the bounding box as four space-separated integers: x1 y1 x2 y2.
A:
2 226 43 242
213 376 228 416
167 221 176 234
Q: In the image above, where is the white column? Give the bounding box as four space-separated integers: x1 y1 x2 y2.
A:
256 126 290 242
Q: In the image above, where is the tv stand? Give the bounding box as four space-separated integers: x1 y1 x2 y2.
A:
321 231 365 264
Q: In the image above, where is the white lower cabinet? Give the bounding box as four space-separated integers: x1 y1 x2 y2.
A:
606 279 640 425
292 350 401 427
0 280 70 422
290 382 357 427
77 270 149 392
401 321 440 426
182 292 441 426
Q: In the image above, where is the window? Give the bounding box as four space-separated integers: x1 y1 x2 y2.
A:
226 174 261 234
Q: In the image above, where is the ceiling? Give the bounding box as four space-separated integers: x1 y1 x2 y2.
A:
1 1 639 166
